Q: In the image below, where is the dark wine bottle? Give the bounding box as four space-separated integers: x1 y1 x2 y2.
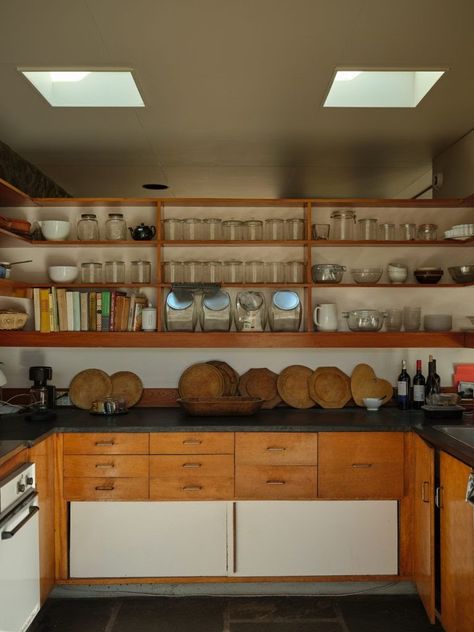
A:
425 354 441 404
397 360 411 410
412 359 426 409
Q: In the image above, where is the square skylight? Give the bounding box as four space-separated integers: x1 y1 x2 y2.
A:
323 69 445 108
19 69 144 107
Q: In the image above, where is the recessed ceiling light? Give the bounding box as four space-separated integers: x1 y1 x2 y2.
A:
19 69 144 107
324 69 446 108
142 183 169 190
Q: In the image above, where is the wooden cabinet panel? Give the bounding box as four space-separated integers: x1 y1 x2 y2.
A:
235 433 318 465
150 432 234 455
64 455 149 478
318 432 404 499
63 433 149 455
63 477 149 500
150 477 233 500
440 452 474 632
235 465 317 499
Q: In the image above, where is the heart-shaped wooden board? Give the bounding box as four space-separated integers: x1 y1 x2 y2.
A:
350 363 393 407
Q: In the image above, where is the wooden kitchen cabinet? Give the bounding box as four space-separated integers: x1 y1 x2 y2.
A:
63 433 149 455
150 432 234 455
440 451 474 632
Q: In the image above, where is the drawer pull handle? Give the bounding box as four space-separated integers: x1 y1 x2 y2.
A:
266 447 286 452
266 480 286 485
95 441 115 447
182 439 202 445
421 481 430 503
182 463 202 468
183 485 202 492
95 485 115 491
351 463 373 468
95 463 115 469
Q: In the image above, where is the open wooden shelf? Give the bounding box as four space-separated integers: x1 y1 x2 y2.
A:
310 239 474 247
311 283 473 288
0 178 37 207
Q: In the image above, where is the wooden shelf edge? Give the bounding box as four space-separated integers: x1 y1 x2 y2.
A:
0 331 466 348
0 178 38 207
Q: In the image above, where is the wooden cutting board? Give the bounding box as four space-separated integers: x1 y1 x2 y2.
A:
308 367 352 409
238 368 282 409
178 363 226 399
69 369 112 410
110 371 144 407
277 365 314 409
207 360 239 396
350 363 393 406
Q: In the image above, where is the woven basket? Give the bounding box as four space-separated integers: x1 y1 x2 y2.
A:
0 310 28 330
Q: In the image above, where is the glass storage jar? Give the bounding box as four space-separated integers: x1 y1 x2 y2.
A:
235 291 266 331
105 213 127 240
264 218 284 240
163 218 183 240
330 209 356 240
104 260 125 284
268 290 302 332
378 223 396 241
201 261 222 283
223 260 243 283
222 220 243 240
285 218 305 240
164 290 197 331
163 261 183 283
182 260 202 283
243 220 263 240
77 213 99 241
200 290 232 332
285 260 305 283
399 223 416 240
81 262 102 283
358 218 378 240
417 223 438 240
244 260 264 283
182 218 202 240
201 218 222 240
130 260 151 283
264 261 285 283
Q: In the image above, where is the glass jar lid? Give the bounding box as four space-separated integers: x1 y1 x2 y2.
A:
203 218 222 224
244 220 263 226
80 213 97 219
286 218 304 223
222 220 243 226
238 291 264 311
418 223 438 230
130 260 150 265
272 291 300 311
203 291 230 311
166 291 194 310
108 213 124 218
358 218 377 223
183 218 202 223
330 209 356 219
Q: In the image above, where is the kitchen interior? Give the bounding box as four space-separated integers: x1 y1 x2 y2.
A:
0 1 474 631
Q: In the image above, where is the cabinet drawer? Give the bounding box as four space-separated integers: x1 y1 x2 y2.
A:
63 477 149 500
150 432 234 455
318 432 404 499
150 477 233 500
150 455 233 478
64 455 149 478
235 433 318 465
63 433 149 455
235 465 317 499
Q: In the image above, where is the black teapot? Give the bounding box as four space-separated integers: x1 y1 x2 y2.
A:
129 223 156 241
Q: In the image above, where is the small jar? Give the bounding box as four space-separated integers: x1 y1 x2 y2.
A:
81 262 102 283
399 223 416 240
358 218 378 240
163 261 183 283
243 220 263 240
330 209 356 240
285 218 305 240
201 261 222 283
244 260 264 283
264 218 284 240
202 218 222 240
264 261 285 283
104 260 125 284
163 218 183 240
182 218 202 240
105 213 127 240
182 260 202 283
417 223 438 241
222 220 243 240
223 260 243 283
141 305 157 331
378 223 396 241
130 260 151 283
77 213 99 241
285 260 305 283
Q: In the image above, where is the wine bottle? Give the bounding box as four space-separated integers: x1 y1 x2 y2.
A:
425 354 441 404
397 360 411 410
412 359 426 409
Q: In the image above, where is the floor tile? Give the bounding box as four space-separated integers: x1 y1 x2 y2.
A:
231 623 343 632
27 598 117 632
227 596 340 621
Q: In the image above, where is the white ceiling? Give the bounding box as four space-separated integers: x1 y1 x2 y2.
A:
0 0 473 198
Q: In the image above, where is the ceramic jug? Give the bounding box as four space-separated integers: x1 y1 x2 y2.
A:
313 303 338 332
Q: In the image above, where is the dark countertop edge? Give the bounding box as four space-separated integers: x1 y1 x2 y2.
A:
0 440 29 467
415 426 474 468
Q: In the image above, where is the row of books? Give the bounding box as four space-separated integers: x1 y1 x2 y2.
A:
33 288 149 333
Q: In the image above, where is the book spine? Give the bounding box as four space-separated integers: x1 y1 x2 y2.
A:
96 291 102 332
110 291 117 332
80 292 89 331
50 286 59 332
33 288 41 331
72 291 81 331
89 292 97 332
101 291 111 332
39 289 51 333
57 289 67 331
66 291 74 331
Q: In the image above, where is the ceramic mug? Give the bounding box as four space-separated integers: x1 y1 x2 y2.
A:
313 303 338 331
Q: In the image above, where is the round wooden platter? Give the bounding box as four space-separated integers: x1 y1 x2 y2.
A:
308 367 352 409
69 369 112 410
277 365 315 409
178 362 226 399
207 360 239 395
238 368 282 409
110 371 144 407
350 363 393 406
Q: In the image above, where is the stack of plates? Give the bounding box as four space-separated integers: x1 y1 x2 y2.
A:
444 224 474 240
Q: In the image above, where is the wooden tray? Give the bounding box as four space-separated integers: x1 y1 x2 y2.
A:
277 365 315 409
110 371 143 407
351 363 393 406
207 360 239 395
308 367 352 409
69 369 112 410
177 396 264 416
238 368 282 409
178 363 226 399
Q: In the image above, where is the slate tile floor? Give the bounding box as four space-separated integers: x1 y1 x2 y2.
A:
27 595 445 632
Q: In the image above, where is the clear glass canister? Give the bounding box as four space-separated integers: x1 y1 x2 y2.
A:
285 218 305 240
417 223 438 240
222 220 243 240
130 260 151 283
201 261 222 283
243 220 263 240
264 261 285 283
399 223 416 240
358 218 378 240
182 218 202 240
163 261 183 283
244 260 264 283
223 260 243 283
104 260 125 283
200 290 232 332
182 260 202 283
81 262 102 283
268 290 302 332
285 260 305 283
77 213 99 240
235 291 266 331
164 290 197 331
378 223 396 241
202 218 222 240
330 209 356 240
163 218 183 240
264 218 284 240
105 213 127 240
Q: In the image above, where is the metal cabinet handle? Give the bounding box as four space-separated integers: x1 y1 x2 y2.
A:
351 463 373 468
182 439 202 445
421 481 430 503
266 447 286 452
95 463 115 469
95 441 115 447
182 463 202 468
95 485 115 491
435 486 443 509
266 480 286 485
1 506 39 540
182 486 202 492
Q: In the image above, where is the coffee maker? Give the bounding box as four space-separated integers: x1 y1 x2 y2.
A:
29 366 56 411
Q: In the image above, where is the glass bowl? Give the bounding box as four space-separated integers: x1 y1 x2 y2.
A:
350 267 383 284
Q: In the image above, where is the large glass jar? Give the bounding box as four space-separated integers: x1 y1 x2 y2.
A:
105 213 127 240
164 290 197 331
222 220 243 240
330 209 356 240
104 260 125 283
163 218 183 240
243 220 263 240
182 260 202 283
163 261 183 283
264 261 285 283
244 260 264 283
268 290 302 332
235 291 266 331
285 218 305 240
223 260 243 283
202 218 222 240
77 213 99 241
130 260 151 283
358 218 378 240
285 260 305 283
182 218 202 240
200 290 232 332
201 261 222 283
81 262 102 283
264 218 284 240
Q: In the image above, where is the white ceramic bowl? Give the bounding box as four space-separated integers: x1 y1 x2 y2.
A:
40 220 71 241
387 262 408 284
423 314 452 332
362 397 383 411
47 265 78 283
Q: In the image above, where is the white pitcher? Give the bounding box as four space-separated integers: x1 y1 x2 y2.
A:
313 303 338 331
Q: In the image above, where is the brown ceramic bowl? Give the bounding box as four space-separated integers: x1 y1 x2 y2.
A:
414 268 443 284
